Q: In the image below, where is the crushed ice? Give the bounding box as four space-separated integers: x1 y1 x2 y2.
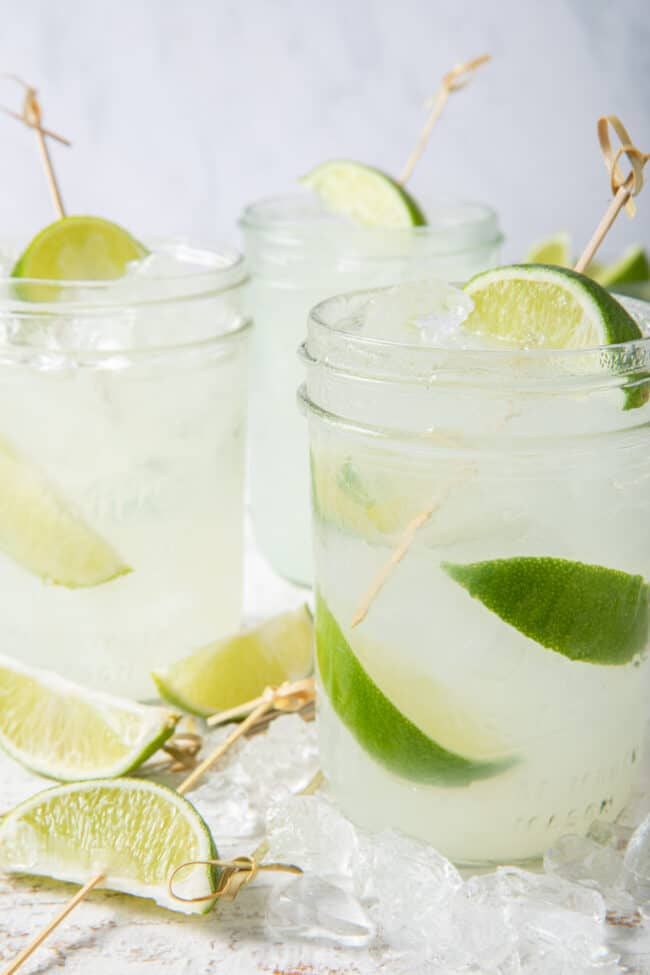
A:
185 713 650 971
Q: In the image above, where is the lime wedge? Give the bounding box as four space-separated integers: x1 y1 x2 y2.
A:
0 779 219 914
591 245 650 289
311 451 409 539
0 653 179 781
443 557 649 666
300 160 426 227
525 232 571 267
464 264 644 349
153 606 314 717
0 437 130 586
315 595 515 785
12 216 147 301
464 264 648 408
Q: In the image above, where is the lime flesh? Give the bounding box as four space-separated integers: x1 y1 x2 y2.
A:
0 437 130 587
0 653 179 781
300 160 426 227
12 215 147 281
464 264 644 349
315 595 515 785
153 606 314 717
443 557 649 666
0 778 219 914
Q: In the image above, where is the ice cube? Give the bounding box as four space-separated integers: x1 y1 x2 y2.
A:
265 874 375 948
353 828 462 951
624 815 650 902
544 834 625 890
266 794 358 878
494 867 607 962
364 279 474 346
191 716 319 840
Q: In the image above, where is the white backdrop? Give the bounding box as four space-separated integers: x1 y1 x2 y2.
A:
1 0 648 260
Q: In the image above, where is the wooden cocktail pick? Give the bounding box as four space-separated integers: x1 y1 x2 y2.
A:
351 114 649 630
1 677 317 975
574 116 649 273
0 74 68 217
398 54 491 186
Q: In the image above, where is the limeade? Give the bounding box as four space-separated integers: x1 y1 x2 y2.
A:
241 163 502 585
302 270 650 864
0 229 248 698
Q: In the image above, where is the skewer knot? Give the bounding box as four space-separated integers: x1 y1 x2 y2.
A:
598 115 649 218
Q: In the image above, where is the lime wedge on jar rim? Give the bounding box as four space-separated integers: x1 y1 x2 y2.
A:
464 264 644 349
300 160 426 227
463 264 649 408
11 215 147 300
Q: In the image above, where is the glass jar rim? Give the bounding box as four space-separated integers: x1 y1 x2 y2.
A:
0 238 247 308
304 283 650 392
240 192 503 254
0 238 250 364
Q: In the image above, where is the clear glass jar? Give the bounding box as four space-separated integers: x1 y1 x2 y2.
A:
300 285 650 865
0 240 249 698
241 193 503 584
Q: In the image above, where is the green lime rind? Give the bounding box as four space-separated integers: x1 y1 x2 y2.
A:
152 606 314 717
0 653 179 781
443 557 649 666
300 160 427 228
0 437 131 587
0 778 219 914
315 595 516 786
464 264 649 410
12 215 148 301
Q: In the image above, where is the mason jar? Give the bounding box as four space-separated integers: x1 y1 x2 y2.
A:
0 240 249 699
300 284 650 864
241 193 502 585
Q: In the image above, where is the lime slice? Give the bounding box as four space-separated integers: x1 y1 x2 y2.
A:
0 653 179 781
443 557 649 666
300 160 426 227
591 245 650 289
464 264 644 349
311 451 410 539
0 779 219 914
315 595 515 785
153 606 314 717
0 437 130 586
525 232 571 266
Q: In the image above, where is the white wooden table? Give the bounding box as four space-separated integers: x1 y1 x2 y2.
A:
0 531 391 974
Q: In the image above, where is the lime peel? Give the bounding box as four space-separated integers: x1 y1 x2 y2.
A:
316 594 516 785
443 557 649 666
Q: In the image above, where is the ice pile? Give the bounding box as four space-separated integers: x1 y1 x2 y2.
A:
267 796 636 975
190 715 320 840
262 788 650 973
171 714 650 970
364 279 478 347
